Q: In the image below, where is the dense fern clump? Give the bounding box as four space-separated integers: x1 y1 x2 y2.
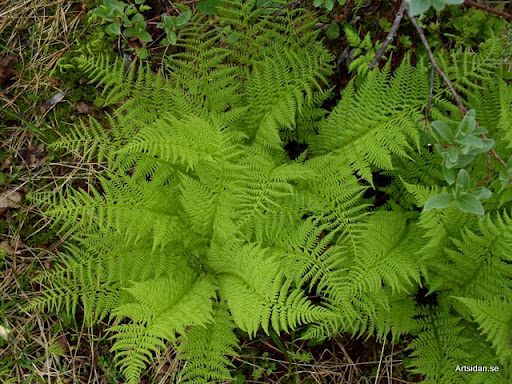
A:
28 1 512 382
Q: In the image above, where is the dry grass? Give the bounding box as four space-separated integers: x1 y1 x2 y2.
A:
234 334 417 384
0 1 114 383
0 0 84 111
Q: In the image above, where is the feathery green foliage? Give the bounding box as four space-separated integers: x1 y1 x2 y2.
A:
28 1 512 382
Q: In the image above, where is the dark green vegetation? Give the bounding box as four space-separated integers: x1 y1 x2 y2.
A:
1 0 511 383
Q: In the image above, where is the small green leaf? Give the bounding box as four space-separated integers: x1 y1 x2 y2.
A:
473 188 491 201
166 31 177 45
106 22 121 35
138 31 153 42
124 28 137 37
447 146 458 163
423 193 454 211
431 120 453 142
197 0 222 15
455 169 470 190
131 13 144 23
94 97 105 107
176 11 191 25
456 109 476 136
326 23 340 40
443 167 456 185
135 48 149 59
407 0 432 16
455 193 484 216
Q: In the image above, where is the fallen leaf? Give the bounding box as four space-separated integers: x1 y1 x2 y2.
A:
0 189 22 208
0 325 11 342
0 56 18 86
0 241 15 254
75 100 93 114
55 335 70 353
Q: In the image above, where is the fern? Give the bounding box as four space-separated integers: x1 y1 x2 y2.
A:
456 296 512 365
109 268 216 384
407 309 471 384
177 306 238 383
437 36 506 98
28 2 512 383
310 57 430 184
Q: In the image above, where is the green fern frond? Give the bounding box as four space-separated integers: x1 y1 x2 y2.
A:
210 243 330 337
177 306 238 383
456 296 512 364
407 309 470 384
109 270 216 384
437 36 505 98
116 114 225 170
310 58 428 183
49 116 116 164
244 46 332 149
75 54 133 106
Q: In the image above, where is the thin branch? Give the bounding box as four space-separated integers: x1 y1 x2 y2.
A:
481 133 508 168
369 0 408 70
476 151 493 188
408 8 508 172
407 11 468 116
465 0 512 21
418 64 436 132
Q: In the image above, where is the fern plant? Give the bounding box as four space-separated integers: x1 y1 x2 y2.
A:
29 1 512 383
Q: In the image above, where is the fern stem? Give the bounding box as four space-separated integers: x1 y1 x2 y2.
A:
407 12 467 117
269 330 295 380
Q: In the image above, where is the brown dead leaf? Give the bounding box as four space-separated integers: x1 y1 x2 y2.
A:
0 240 15 254
0 189 22 208
47 77 60 87
75 100 93 114
19 144 46 167
0 56 18 86
55 335 70 353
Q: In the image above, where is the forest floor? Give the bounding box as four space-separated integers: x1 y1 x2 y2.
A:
1 0 510 383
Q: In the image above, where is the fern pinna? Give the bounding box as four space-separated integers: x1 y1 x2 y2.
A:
29 0 511 382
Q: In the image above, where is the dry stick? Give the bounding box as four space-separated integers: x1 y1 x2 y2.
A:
465 0 512 21
482 133 508 168
408 10 508 178
408 12 468 116
417 64 436 132
368 0 408 70
476 151 493 188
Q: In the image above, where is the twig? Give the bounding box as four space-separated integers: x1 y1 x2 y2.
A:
464 0 512 21
476 151 493 188
407 11 468 116
482 133 508 168
369 0 408 70
408 8 509 175
417 64 436 132
374 338 386 384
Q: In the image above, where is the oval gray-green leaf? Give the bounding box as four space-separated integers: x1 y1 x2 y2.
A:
455 193 484 216
423 193 454 211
